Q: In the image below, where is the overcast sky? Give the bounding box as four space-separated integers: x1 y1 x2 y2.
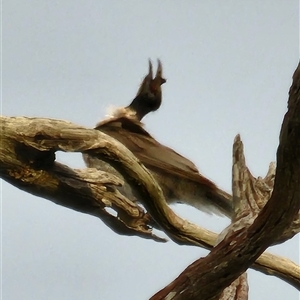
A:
2 1 299 299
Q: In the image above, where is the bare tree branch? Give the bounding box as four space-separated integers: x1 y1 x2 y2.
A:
0 115 299 292
219 273 248 300
0 117 166 242
150 62 300 299
2 62 300 298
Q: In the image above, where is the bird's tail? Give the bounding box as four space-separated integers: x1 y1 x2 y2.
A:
152 171 233 218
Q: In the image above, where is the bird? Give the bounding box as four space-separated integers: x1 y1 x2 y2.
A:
83 60 233 218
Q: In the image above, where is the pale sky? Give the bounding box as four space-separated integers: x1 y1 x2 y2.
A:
2 1 299 299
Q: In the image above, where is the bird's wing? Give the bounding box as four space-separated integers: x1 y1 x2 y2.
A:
95 117 217 189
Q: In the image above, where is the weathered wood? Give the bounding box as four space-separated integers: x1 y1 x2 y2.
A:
151 63 300 299
2 68 300 300
1 115 299 292
0 117 165 242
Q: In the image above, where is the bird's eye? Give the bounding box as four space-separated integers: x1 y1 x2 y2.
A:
150 83 158 93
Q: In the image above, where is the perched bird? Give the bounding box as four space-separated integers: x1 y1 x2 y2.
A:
83 60 232 218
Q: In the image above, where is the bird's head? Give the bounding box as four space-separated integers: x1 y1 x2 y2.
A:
127 59 166 121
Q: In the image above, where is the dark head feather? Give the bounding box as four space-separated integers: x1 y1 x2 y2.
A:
127 59 166 121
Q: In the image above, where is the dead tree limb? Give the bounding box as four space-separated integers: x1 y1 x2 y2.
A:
2 62 300 297
150 63 300 299
0 117 166 242
0 115 299 292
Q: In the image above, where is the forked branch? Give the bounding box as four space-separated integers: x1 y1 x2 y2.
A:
1 62 300 299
